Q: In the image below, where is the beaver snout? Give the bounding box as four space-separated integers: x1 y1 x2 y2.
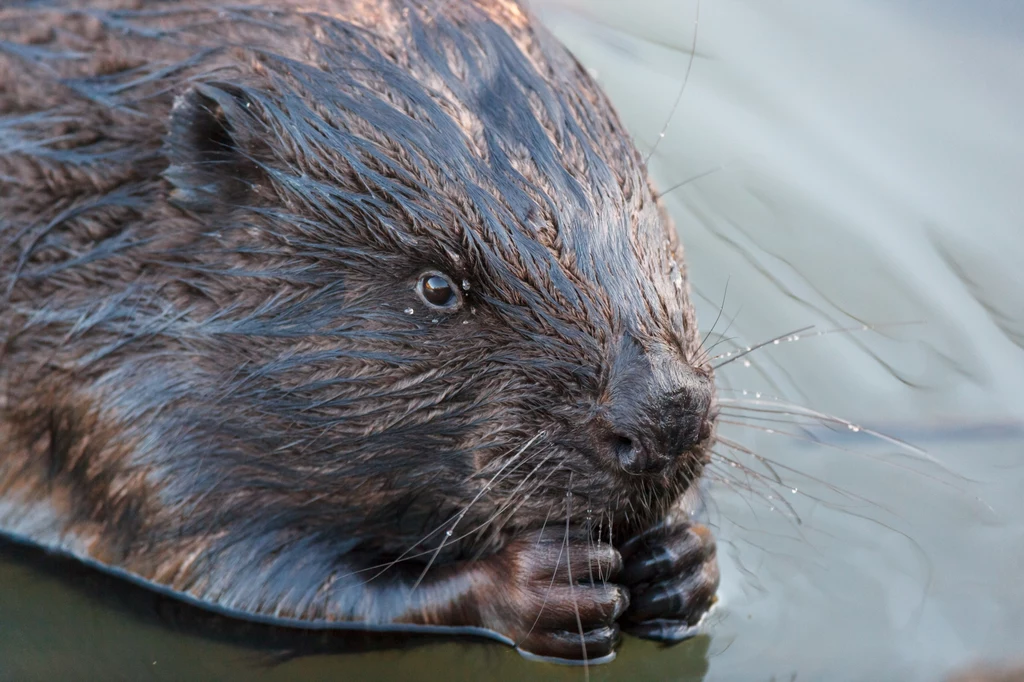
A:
589 339 715 475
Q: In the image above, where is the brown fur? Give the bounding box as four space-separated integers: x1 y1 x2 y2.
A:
0 0 718 661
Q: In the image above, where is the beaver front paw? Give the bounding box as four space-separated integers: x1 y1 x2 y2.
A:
497 528 629 663
618 518 719 643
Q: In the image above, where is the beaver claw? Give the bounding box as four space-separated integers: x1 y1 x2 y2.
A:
618 519 719 643
486 520 715 660
501 528 629 662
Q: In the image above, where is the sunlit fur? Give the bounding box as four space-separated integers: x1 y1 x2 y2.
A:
0 0 712 626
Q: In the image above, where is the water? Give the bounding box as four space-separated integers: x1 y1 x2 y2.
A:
2 1 1023 680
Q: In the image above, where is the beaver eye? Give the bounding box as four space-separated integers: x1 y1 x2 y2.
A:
417 271 460 309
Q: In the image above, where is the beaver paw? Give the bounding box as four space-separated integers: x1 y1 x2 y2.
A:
618 519 719 643
503 528 630 663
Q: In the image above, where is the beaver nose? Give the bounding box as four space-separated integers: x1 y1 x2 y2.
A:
591 342 714 475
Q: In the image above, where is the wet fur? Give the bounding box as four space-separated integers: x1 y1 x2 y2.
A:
0 0 715 656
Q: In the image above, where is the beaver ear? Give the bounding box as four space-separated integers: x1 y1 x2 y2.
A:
163 82 268 212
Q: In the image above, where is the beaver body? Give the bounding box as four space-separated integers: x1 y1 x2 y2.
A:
0 0 718 661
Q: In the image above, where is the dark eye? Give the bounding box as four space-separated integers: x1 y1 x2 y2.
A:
417 271 460 309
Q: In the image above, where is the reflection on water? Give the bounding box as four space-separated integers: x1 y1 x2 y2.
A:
2 1 1023 680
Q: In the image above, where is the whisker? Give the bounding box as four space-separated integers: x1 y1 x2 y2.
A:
707 451 801 521
717 408 838 431
353 432 546 585
699 322 740 365
712 450 934 622
718 416 828 443
717 408 976 502
714 434 785 485
644 0 701 168
704 467 769 516
712 326 815 369
516 504 565 648
563 472 589 679
698 277 729 353
711 321 924 366
659 158 740 198
711 439 897 514
385 455 558 571
469 454 562 551
536 504 555 548
585 514 596 588
706 459 829 520
719 398 935 460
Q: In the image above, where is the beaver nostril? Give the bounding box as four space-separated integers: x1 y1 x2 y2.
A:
612 435 635 464
610 433 658 473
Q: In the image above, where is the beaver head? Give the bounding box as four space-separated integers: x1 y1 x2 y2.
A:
0 0 714 593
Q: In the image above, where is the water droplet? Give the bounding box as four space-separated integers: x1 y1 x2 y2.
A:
659 132 666 138
462 320 469 325
848 424 861 432
746 346 752 352
730 461 738 467
766 429 774 434
404 308 414 315
773 339 780 345
445 529 453 537
461 279 470 291
792 335 800 341
741 390 748 396
742 360 751 367
791 488 799 494
755 392 761 399
565 491 572 498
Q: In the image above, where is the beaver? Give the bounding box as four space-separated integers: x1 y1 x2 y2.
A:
0 0 719 663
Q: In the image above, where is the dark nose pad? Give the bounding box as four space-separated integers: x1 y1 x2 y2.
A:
591 359 714 475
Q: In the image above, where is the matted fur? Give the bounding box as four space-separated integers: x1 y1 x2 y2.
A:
0 0 716 659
